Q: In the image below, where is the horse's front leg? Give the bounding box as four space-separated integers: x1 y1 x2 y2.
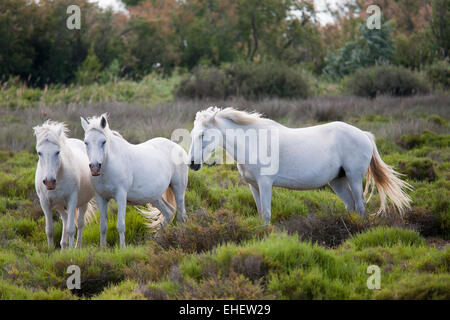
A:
75 203 88 249
115 190 127 248
249 184 262 215
65 196 78 249
58 209 68 249
257 178 273 224
40 198 54 248
96 194 109 247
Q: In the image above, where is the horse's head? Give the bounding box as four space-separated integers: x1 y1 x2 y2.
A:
34 121 66 190
81 114 109 176
188 108 223 171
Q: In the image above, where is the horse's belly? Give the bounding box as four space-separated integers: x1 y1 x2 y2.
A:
273 167 338 190
127 190 161 204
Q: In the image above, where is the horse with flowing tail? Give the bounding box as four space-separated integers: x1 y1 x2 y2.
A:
81 114 188 248
34 121 96 249
188 107 412 223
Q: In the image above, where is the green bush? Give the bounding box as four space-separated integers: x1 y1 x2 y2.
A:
345 65 429 98
376 274 450 300
176 61 310 99
397 131 450 150
426 60 450 90
397 158 437 182
346 227 425 250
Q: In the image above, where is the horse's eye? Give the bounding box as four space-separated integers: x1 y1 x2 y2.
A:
56 151 60 156
37 152 42 156
101 141 106 146
84 141 88 146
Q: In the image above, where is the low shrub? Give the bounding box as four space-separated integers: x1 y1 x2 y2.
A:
376 274 450 300
345 65 429 98
346 227 425 250
397 158 437 182
176 61 310 99
396 131 450 150
155 209 268 253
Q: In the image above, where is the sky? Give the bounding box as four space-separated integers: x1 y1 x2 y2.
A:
90 0 344 26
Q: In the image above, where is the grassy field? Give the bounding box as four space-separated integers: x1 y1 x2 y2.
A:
0 82 449 299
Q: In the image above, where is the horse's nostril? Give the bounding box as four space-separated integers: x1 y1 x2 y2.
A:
42 179 46 185
51 179 56 184
98 163 101 169
89 163 93 169
191 160 195 165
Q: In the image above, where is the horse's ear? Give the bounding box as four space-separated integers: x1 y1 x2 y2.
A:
80 117 89 131
100 116 107 129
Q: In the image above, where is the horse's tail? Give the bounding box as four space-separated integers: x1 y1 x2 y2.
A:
364 132 413 216
135 186 176 229
74 199 97 227
163 186 176 210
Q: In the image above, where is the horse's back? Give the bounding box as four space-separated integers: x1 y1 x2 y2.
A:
138 137 187 163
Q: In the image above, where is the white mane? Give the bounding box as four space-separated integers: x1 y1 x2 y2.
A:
84 113 123 139
33 120 69 146
195 107 263 126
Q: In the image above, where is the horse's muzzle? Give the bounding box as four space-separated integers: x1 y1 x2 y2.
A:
43 178 56 190
89 163 101 176
189 161 201 171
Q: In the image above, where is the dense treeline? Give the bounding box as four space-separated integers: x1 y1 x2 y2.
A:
0 0 449 88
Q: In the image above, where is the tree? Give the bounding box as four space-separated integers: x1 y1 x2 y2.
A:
431 0 450 57
324 21 394 78
75 46 102 85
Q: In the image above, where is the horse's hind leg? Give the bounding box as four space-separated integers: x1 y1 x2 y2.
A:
75 204 88 249
153 198 175 228
329 177 355 211
346 172 367 216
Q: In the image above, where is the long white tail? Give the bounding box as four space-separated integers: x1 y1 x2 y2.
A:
364 132 413 216
135 187 176 229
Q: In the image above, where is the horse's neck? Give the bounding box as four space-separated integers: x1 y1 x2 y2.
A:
58 143 74 177
218 119 283 164
105 133 130 166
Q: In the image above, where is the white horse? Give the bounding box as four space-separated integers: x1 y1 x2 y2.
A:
188 107 412 223
34 121 95 249
81 114 188 248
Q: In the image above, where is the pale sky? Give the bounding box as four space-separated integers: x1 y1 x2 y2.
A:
91 0 345 26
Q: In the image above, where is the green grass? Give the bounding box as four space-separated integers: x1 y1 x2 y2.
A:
0 92 448 299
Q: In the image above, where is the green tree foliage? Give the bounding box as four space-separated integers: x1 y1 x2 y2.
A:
392 30 436 69
324 21 394 78
431 0 450 58
0 0 124 86
75 46 102 85
1 0 449 86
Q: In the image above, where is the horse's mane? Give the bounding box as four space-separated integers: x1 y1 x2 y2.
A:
85 113 124 139
33 120 69 146
195 107 263 126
